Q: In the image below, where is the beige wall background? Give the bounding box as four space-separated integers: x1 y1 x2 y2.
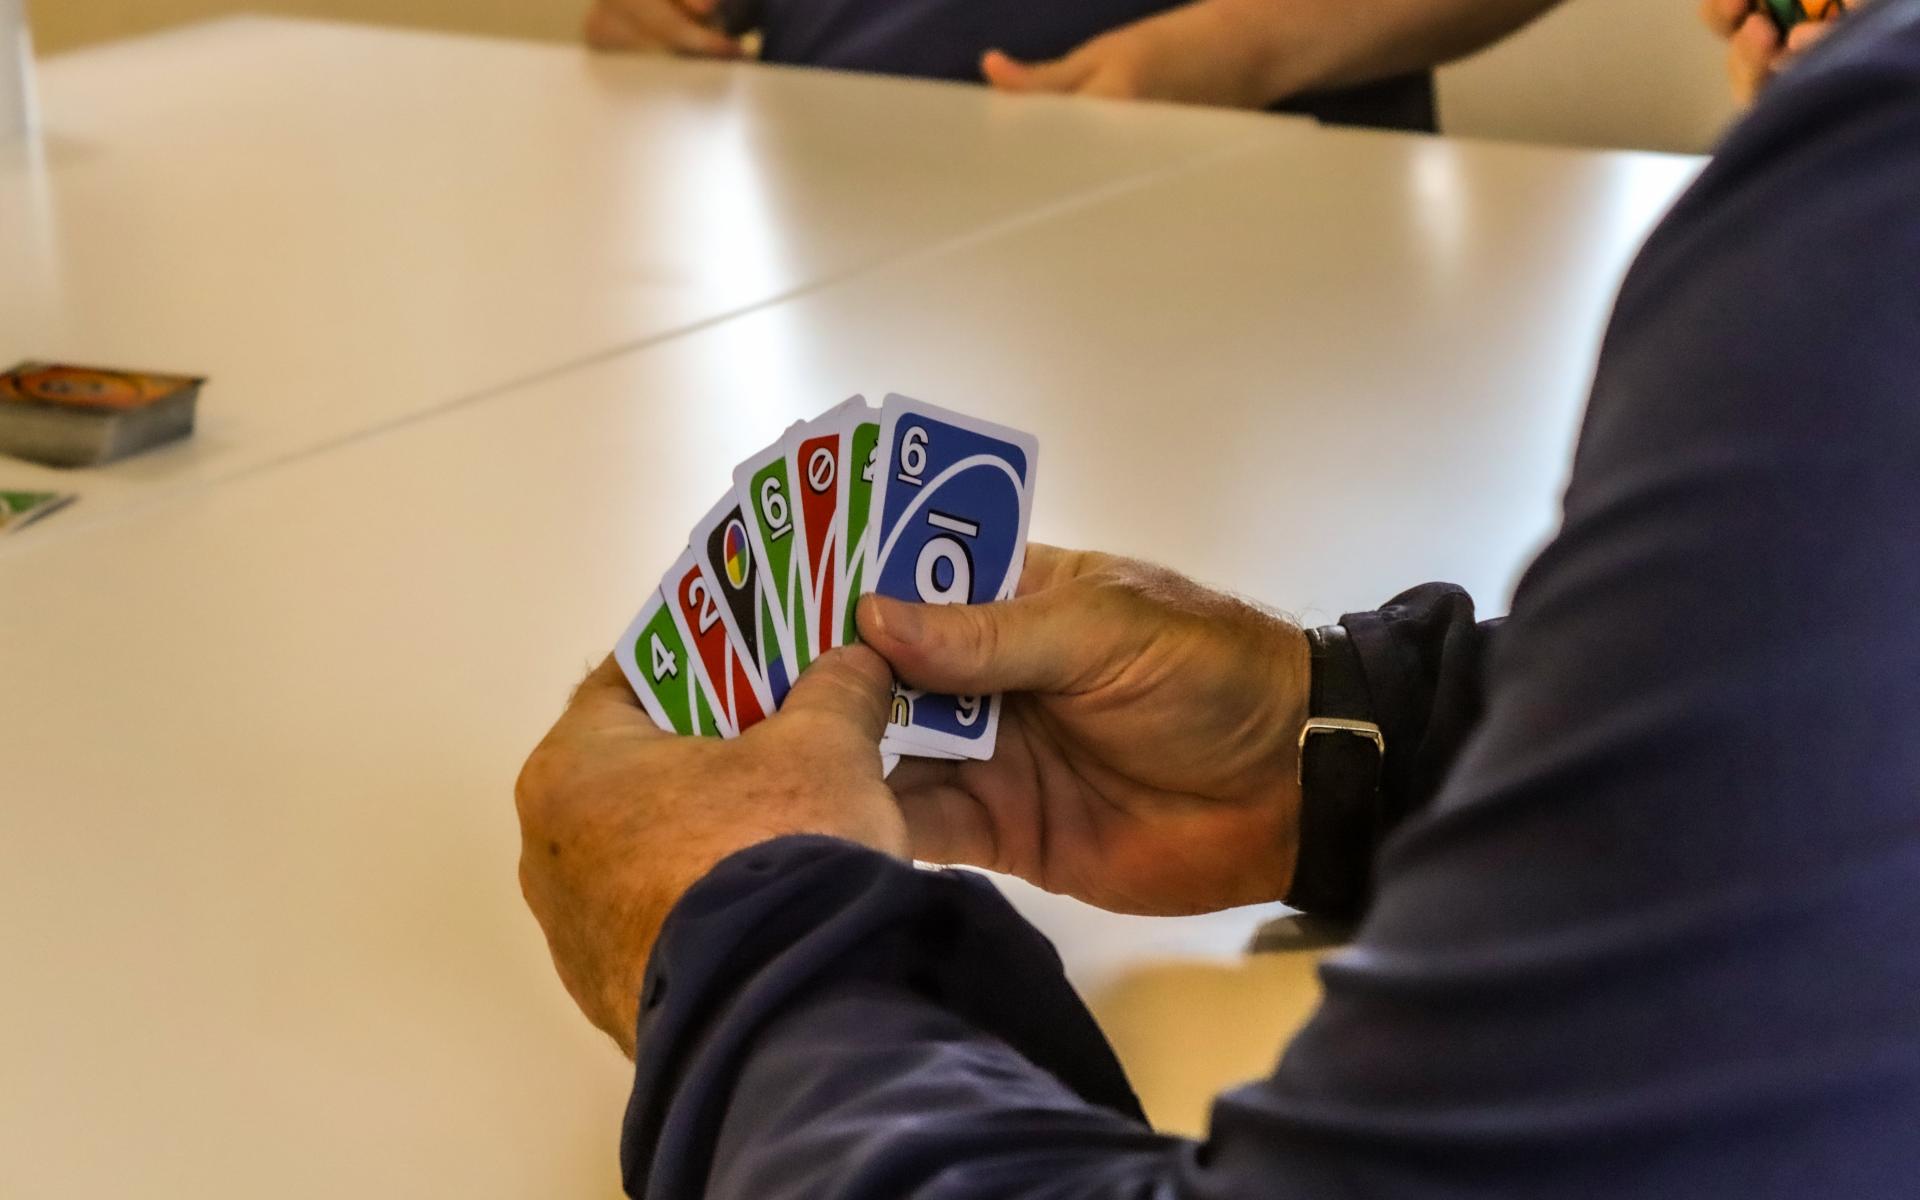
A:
24 0 1738 150
1442 0 1739 153
27 0 580 54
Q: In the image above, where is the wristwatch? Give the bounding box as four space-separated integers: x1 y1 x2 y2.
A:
1282 624 1386 917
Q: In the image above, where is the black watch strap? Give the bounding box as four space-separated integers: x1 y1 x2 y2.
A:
1282 624 1386 917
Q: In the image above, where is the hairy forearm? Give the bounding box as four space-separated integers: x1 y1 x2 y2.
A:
1222 0 1564 102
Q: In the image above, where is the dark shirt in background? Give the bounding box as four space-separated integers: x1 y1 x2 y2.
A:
741 0 1436 131
621 1 1920 1196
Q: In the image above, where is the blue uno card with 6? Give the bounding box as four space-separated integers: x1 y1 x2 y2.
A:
866 394 1038 758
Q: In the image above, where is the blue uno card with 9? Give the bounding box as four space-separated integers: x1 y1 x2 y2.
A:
866 394 1038 758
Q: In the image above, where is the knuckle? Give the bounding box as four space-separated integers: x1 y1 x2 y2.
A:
517 854 541 907
774 715 856 766
962 604 1002 667
840 642 890 687
514 741 565 826
1083 565 1159 621
584 8 626 45
796 701 870 751
512 777 545 831
807 671 862 718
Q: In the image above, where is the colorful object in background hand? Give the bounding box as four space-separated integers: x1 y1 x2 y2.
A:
1761 0 1847 33
0 490 77 534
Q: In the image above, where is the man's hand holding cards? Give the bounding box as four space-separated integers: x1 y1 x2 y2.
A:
614 394 1038 767
528 400 1327 1056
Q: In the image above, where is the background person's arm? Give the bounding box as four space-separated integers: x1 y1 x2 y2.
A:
584 0 743 56
981 0 1564 106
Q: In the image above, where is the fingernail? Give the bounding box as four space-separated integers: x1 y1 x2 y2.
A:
870 595 925 644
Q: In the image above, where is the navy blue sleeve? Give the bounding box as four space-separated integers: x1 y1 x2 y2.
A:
622 4 1920 1196
620 839 1180 1200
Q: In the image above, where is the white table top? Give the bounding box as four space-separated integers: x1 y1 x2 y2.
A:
0 18 1703 1195
0 16 1274 530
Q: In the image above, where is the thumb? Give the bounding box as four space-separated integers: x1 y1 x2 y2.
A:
777 644 894 744
857 592 1089 696
981 47 1097 94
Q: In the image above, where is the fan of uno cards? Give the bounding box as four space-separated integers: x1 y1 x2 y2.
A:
613 394 1037 765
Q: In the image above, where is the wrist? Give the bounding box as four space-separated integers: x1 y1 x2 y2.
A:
1216 615 1310 905
598 819 903 1055
1265 621 1311 899
587 845 734 1060
1270 620 1312 776
1284 622 1386 916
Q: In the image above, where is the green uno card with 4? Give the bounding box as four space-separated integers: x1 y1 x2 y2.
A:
615 590 723 736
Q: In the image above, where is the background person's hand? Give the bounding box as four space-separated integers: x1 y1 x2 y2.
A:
858 546 1310 917
980 0 1290 107
1701 0 1844 104
516 647 904 1056
584 0 742 57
